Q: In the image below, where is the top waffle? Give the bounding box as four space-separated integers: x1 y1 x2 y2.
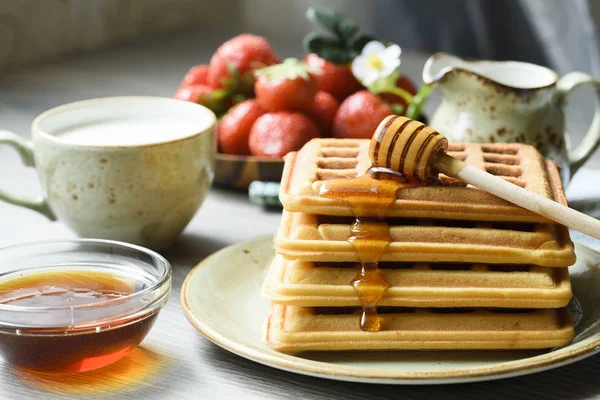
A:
279 139 567 222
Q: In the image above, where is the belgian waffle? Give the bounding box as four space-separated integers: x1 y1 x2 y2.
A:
265 304 575 352
275 211 575 267
265 137 576 352
279 139 567 222
262 256 572 308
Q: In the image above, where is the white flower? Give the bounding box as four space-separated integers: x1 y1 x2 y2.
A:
351 41 401 86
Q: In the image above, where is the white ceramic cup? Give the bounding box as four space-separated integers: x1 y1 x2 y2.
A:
0 97 216 249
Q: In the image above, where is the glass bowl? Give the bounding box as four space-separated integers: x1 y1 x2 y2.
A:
0 239 171 373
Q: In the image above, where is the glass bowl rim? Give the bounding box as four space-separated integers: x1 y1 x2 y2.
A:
0 238 171 313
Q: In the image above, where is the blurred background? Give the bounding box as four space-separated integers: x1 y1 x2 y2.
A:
1 0 600 173
1 0 600 75
0 0 599 234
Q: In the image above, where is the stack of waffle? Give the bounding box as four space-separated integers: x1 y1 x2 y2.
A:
262 139 576 352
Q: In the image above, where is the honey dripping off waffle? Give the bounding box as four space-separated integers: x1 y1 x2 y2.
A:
319 167 419 332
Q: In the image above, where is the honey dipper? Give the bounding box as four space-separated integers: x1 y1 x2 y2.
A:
370 115 600 240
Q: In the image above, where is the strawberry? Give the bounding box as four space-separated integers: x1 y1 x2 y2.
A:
332 90 394 139
173 84 213 103
217 100 266 155
181 64 210 86
173 84 230 115
308 91 339 136
254 58 320 112
207 34 280 95
249 112 320 158
305 53 362 101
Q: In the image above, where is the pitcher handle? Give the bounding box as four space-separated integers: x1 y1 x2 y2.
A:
0 130 55 220
556 72 600 175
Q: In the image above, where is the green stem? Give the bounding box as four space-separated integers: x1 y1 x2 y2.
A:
368 75 414 104
405 84 432 121
385 86 414 104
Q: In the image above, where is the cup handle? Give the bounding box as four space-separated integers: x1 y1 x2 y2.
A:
556 72 600 175
0 130 55 220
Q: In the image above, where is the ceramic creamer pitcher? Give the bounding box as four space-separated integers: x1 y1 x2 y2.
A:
423 53 600 179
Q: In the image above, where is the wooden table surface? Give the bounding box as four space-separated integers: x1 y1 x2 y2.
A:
1 28 600 400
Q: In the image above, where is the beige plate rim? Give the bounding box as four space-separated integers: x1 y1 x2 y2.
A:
181 235 600 385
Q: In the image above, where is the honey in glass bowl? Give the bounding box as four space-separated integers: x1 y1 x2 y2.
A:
0 240 171 373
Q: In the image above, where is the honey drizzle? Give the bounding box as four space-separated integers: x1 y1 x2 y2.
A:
319 167 417 331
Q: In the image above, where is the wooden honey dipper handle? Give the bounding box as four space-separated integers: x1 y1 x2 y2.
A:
370 116 600 240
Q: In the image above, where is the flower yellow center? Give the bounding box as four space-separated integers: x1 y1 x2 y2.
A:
367 55 384 71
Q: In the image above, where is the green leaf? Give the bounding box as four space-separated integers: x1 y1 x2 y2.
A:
304 34 353 64
337 19 358 40
320 47 353 65
231 94 246 105
351 34 377 53
227 62 240 79
306 7 343 34
210 89 230 100
346 49 360 60
303 33 339 55
219 62 255 97
199 93 229 116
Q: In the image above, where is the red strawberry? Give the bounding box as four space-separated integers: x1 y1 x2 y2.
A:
332 90 394 139
217 100 266 155
254 58 319 112
308 91 339 136
305 53 362 101
182 64 210 86
249 112 320 158
207 34 280 94
173 84 230 115
173 84 214 103
380 75 419 114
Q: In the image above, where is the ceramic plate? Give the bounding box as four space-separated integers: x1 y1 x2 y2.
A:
181 235 600 385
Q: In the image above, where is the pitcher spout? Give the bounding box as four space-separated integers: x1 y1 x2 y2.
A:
422 53 468 86
422 52 558 90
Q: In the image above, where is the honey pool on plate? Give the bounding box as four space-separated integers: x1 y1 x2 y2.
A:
0 268 158 373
